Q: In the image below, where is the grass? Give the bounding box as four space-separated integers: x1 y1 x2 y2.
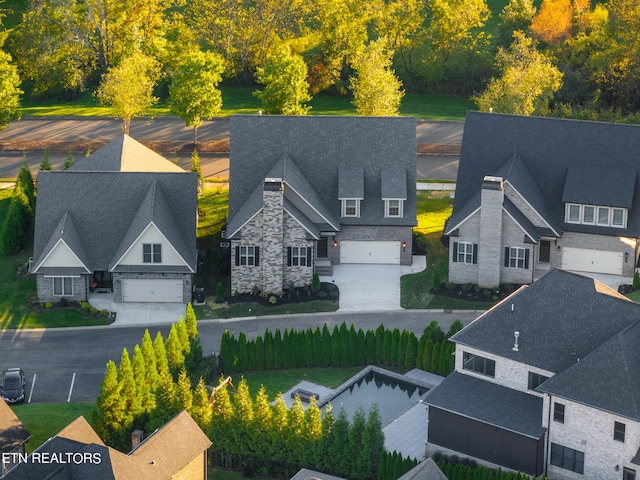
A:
20 85 474 121
11 402 96 453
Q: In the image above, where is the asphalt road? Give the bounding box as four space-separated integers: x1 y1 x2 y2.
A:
0 117 462 180
0 310 480 404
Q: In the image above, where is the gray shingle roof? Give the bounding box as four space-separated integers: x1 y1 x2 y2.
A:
228 115 417 229
537 321 640 421
397 459 448 480
33 171 197 273
454 112 640 237
425 371 546 439
450 269 640 373
562 165 636 208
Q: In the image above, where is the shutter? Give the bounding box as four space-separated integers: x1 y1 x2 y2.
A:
235 246 240 266
287 247 292 267
307 247 312 267
525 249 530 269
504 247 510 267
472 244 478 264
255 247 260 266
452 242 458 262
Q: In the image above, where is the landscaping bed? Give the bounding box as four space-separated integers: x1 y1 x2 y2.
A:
225 282 339 306
430 282 523 303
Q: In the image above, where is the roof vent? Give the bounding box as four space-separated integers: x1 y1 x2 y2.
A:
512 331 520 352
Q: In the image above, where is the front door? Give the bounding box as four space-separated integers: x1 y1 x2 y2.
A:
317 236 328 259
539 240 550 263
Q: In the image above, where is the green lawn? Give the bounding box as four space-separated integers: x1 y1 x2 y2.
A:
11 402 96 454
20 85 474 121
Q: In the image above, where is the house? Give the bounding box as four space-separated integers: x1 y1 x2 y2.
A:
3 411 212 479
227 115 417 294
31 135 198 304
425 268 640 479
0 400 30 476
445 111 640 288
397 459 448 480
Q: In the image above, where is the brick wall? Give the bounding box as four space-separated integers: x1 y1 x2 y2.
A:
37 275 88 303
558 231 637 277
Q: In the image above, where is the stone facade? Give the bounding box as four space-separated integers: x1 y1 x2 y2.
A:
543 396 640 480
479 177 504 288
36 275 88 303
112 272 192 303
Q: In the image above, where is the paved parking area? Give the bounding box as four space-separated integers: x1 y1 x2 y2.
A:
18 370 103 404
320 256 426 312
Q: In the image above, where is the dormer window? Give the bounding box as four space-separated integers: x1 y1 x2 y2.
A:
385 199 404 218
565 203 627 228
342 199 360 217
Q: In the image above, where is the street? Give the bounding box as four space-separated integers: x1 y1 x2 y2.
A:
0 310 480 404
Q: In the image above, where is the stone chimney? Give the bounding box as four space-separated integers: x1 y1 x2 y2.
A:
478 176 504 288
131 430 144 450
262 178 285 293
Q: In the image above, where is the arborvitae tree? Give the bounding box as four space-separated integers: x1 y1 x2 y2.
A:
404 332 418 369
176 318 191 355
270 394 289 464
397 330 407 367
356 328 366 365
153 331 170 378
392 451 402 480
232 378 254 455
0 198 27 254
339 322 350 367
63 149 74 170
185 303 198 340
146 368 178 433
39 148 52 170
360 404 385 480
131 345 151 416
16 161 35 209
281 328 291 368
321 324 332 367
331 325 341 366
286 395 306 465
191 378 212 432
304 328 314 367
447 319 465 338
431 341 441 375
312 326 323 367
92 361 124 448
349 406 368 479
273 328 283 368
117 348 142 419
416 335 426 369
252 386 272 458
288 330 299 368
263 328 274 369
174 369 194 412
301 396 323 464
166 324 185 373
237 332 248 371
328 407 351 476
347 324 357 366
219 330 235 372
247 339 257 370
185 335 204 381
390 329 401 366
423 339 434 371
209 376 235 454
382 329 392 365
365 330 375 364
378 453 387 480
423 320 445 342
255 336 264 369
315 402 335 473
375 324 386 363
140 330 158 411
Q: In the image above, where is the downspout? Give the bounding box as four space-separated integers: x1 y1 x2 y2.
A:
544 393 552 477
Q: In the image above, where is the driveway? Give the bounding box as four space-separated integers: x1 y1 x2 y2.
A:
88 294 186 326
320 256 426 312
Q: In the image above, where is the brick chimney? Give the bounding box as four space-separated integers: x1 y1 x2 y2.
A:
478 176 504 288
131 430 144 450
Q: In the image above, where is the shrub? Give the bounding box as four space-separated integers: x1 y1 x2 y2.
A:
311 272 321 292
215 281 225 302
268 296 277 304
44 302 53 309
633 271 640 291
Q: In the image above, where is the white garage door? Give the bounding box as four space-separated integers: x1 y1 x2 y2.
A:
340 241 401 264
122 279 183 303
561 247 623 275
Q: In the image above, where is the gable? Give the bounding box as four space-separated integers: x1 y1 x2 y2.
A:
36 239 90 272
113 222 192 269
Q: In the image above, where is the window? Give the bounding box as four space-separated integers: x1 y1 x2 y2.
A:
565 203 627 228
567 204 581 223
528 372 549 390
53 277 73 296
612 208 626 227
614 421 626 442
509 247 526 268
289 246 308 266
553 403 565 424
453 242 477 264
582 205 595 224
597 206 610 226
143 243 162 263
385 199 403 218
238 246 257 266
624 468 636 480
550 443 584 474
342 199 360 217
462 352 495 377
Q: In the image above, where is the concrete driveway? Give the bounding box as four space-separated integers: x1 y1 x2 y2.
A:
320 256 426 312
88 294 186 326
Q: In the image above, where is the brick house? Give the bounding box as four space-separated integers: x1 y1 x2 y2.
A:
446 111 640 288
31 135 197 304
226 115 417 295
425 269 640 479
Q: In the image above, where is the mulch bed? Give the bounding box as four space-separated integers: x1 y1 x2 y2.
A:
430 282 523 303
225 282 339 306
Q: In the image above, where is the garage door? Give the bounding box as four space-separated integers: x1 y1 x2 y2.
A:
122 279 183 303
340 241 401 264
561 247 623 275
